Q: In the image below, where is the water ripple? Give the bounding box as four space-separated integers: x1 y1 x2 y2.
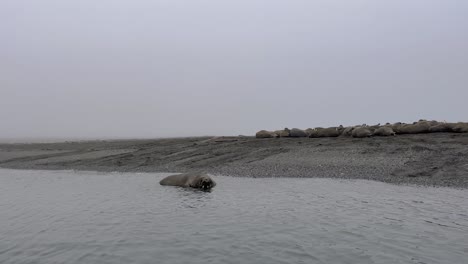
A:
0 169 467 264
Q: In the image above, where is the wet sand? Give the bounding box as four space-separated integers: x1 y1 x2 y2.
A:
1 133 468 188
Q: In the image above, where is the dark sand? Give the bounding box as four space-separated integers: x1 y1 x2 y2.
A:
1 133 468 188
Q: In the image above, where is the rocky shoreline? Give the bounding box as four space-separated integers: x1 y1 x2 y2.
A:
1 133 468 188
256 120 468 139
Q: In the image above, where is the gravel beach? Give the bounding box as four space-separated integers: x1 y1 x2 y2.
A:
1 133 468 188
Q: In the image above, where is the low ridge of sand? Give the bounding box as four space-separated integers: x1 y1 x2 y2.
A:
1 133 467 188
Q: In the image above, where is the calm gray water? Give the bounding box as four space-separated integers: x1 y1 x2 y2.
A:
0 169 467 264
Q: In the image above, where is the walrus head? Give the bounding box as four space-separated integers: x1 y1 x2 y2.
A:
191 175 216 190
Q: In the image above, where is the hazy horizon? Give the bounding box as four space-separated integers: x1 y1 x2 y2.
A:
2 0 467 139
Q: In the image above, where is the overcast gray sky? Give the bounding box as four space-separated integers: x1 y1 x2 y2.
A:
1 0 467 139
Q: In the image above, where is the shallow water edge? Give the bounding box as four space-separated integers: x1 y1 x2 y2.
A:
1 134 468 188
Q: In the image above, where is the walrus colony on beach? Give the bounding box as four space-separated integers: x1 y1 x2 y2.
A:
160 173 216 190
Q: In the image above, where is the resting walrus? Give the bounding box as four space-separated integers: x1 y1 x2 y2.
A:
159 173 216 190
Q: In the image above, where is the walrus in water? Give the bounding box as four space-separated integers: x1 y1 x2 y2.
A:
160 173 216 190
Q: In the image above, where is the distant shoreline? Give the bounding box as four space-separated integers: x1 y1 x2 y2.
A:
0 136 214 144
1 133 467 188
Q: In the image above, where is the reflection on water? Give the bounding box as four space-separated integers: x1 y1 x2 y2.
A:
0 169 467 264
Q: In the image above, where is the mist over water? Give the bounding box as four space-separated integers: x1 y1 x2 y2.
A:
1 169 467 264
1 0 468 139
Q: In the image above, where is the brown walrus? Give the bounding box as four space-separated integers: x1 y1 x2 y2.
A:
340 126 355 137
309 127 343 138
428 123 453 133
396 121 431 134
255 130 277 138
452 122 468 133
373 126 396 136
352 127 373 138
160 173 216 190
289 128 308 137
274 129 290 137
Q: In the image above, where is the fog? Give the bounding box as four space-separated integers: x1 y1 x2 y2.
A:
1 0 467 139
